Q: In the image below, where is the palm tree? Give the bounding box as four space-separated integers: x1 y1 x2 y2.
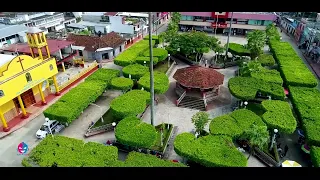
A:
240 124 270 160
246 30 266 60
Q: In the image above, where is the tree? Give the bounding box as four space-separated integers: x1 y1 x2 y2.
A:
246 30 266 60
191 112 210 135
266 24 280 41
240 124 270 160
239 60 263 77
161 12 181 45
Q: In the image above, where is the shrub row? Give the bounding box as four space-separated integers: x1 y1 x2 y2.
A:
143 48 169 62
228 76 285 100
289 86 320 146
110 77 134 91
138 71 169 94
114 40 156 67
135 56 159 65
257 54 276 67
43 69 120 124
311 146 320 167
250 68 283 85
143 35 162 44
110 90 150 120
22 136 185 167
261 100 297 134
115 117 157 148
122 63 149 80
209 109 266 138
174 133 247 167
269 40 317 87
228 43 251 56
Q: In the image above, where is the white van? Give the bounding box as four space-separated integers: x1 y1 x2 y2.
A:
36 118 65 139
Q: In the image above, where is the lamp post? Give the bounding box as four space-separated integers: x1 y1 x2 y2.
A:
168 54 171 67
215 14 219 37
149 12 155 126
90 103 104 123
224 12 234 68
112 122 116 130
269 129 279 151
244 101 248 109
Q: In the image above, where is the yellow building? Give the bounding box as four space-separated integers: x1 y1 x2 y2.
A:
0 27 60 132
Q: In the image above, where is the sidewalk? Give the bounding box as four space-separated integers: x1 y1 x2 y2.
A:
0 66 99 138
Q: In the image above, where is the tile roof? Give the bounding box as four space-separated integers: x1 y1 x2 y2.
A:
104 12 118 16
66 32 126 52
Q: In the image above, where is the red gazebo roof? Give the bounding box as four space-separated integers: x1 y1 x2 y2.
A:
173 66 224 89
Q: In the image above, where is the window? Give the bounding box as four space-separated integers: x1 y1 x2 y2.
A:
49 64 53 71
0 90 4 97
25 72 32 82
120 45 122 52
78 50 83 56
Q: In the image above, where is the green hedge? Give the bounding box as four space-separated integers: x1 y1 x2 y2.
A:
135 56 159 65
174 133 247 167
228 43 251 56
115 116 157 148
22 135 186 167
114 40 155 67
228 76 285 100
44 68 120 124
110 77 134 91
138 71 169 94
110 90 150 120
269 40 317 87
143 35 162 44
311 146 320 167
143 48 168 62
250 68 283 86
257 54 276 66
289 86 320 146
122 63 149 80
261 100 297 134
209 109 266 138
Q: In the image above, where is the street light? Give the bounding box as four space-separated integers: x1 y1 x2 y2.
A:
168 54 171 67
148 12 155 126
244 101 248 109
269 129 279 151
215 14 219 37
112 122 116 127
224 12 234 68
90 103 104 123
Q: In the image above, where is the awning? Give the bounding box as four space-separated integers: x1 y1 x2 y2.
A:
95 47 113 52
71 45 85 51
179 21 211 27
229 24 266 30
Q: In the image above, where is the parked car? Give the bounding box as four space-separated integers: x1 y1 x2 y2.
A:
36 118 65 139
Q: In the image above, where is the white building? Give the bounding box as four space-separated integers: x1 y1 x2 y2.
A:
0 24 28 48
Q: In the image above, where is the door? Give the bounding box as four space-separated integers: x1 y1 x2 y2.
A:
102 52 109 59
21 89 36 107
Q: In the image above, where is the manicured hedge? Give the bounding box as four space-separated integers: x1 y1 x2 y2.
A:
228 43 251 56
115 117 157 148
135 56 159 65
257 54 276 66
22 135 186 167
110 77 134 91
174 133 247 167
210 109 266 138
138 71 169 94
311 146 320 167
110 90 150 120
289 86 320 146
124 152 186 167
122 63 149 80
143 35 162 44
261 100 297 134
228 76 285 100
143 48 169 62
250 68 283 86
114 40 156 67
269 40 317 87
44 68 120 124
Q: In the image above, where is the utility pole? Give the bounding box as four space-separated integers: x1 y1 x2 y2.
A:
224 12 234 68
148 12 155 126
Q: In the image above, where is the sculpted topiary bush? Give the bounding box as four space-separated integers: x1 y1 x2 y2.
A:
174 133 247 167
135 56 159 65
257 54 275 66
138 71 169 94
311 146 320 167
115 117 157 148
110 90 150 120
122 64 149 80
143 48 169 62
110 77 134 91
228 43 251 56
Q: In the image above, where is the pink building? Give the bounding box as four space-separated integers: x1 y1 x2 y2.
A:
179 12 277 35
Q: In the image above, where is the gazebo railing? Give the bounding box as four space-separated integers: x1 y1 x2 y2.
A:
176 90 186 106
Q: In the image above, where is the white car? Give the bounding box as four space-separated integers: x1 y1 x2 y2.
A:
36 118 65 139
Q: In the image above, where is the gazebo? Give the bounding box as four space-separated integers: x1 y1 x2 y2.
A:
173 66 224 107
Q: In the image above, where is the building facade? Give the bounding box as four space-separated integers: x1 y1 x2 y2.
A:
0 24 28 48
0 27 60 132
179 12 276 35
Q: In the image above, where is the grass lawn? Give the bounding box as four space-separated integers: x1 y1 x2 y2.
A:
92 109 116 128
246 103 266 116
154 60 170 73
151 124 173 152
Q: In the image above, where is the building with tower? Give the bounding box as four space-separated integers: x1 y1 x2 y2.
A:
0 27 60 132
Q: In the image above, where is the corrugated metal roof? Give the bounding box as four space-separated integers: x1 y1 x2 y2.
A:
0 24 28 39
67 23 86 29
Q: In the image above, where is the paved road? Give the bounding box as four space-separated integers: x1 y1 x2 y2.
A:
153 21 169 36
